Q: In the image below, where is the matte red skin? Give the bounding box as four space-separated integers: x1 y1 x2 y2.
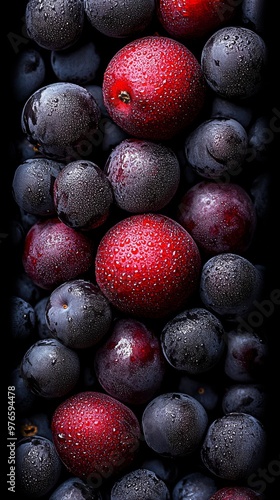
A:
177 182 257 256
95 213 201 318
51 391 141 481
102 35 206 140
157 0 237 40
210 486 263 499
94 318 166 405
22 217 94 290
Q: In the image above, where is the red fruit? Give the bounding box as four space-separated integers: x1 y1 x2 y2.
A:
210 486 263 499
102 35 206 140
22 217 93 290
156 0 237 40
95 213 201 318
51 391 141 482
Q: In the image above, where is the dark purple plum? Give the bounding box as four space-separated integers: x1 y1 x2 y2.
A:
53 160 113 231
224 330 269 382
142 392 208 457
139 457 179 487
45 279 113 349
177 181 257 256
15 436 62 498
160 307 225 374
20 338 80 399
51 41 101 85
211 97 253 129
84 84 109 116
12 158 64 217
34 296 51 339
242 0 267 35
200 253 264 320
22 217 94 290
10 48 46 103
18 412 53 441
201 26 268 100
172 471 218 500
184 118 248 180
25 0 85 51
247 115 273 163
12 271 45 306
8 295 36 342
94 317 166 404
177 374 219 412
221 383 267 420
49 477 102 500
10 367 37 416
201 412 267 481
105 138 180 213
110 468 170 500
84 0 155 38
100 116 130 152
21 82 101 162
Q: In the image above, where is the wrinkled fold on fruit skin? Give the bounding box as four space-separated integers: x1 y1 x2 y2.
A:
95 213 202 318
102 35 206 140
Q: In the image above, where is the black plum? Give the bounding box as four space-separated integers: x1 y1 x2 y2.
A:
18 412 53 441
10 367 37 416
20 338 80 398
51 41 101 85
172 471 218 500
224 330 269 382
45 279 113 349
184 118 248 180
142 392 208 457
15 435 62 498
21 82 101 162
104 138 180 213
53 160 113 231
10 48 46 103
110 468 170 500
200 253 264 320
34 296 51 339
221 383 267 420
49 476 103 499
177 374 219 412
160 307 225 374
8 295 36 342
25 0 85 51
201 412 267 481
201 26 268 100
211 97 253 129
84 0 155 38
12 157 64 216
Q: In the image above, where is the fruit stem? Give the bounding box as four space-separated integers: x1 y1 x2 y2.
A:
118 90 131 103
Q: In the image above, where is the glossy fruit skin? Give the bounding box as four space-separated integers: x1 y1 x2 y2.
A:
160 307 225 374
201 26 267 100
95 213 201 318
199 253 263 320
201 412 266 481
25 0 85 51
49 477 102 500
51 391 141 481
172 471 218 500
15 436 62 498
94 317 166 404
221 383 267 420
53 160 113 231
156 0 237 40
22 218 94 290
102 35 206 140
20 338 80 399
105 138 180 213
45 279 113 349
209 486 264 499
177 181 257 256
142 392 208 457
84 0 155 38
110 468 171 499
21 82 101 162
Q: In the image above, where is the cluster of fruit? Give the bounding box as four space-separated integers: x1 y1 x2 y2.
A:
5 0 279 499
